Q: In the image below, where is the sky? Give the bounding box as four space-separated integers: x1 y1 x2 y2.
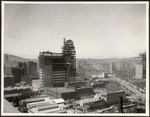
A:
3 2 148 59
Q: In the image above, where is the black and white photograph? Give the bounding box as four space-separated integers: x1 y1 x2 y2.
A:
1 1 149 116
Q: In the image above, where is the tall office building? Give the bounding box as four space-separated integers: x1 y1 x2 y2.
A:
38 39 76 89
139 52 146 79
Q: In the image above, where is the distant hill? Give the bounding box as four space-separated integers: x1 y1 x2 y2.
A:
4 53 38 68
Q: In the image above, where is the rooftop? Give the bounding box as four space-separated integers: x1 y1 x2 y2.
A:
29 102 51 108
25 97 44 103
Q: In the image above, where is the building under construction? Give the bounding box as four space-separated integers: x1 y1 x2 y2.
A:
38 38 76 89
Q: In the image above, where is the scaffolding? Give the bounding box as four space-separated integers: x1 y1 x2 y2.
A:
62 38 76 82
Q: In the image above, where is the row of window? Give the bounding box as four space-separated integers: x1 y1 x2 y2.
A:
53 78 66 80
53 81 65 84
53 76 66 79
53 80 65 83
53 71 66 74
53 73 66 76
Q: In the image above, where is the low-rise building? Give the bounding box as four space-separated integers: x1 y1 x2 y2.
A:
73 97 106 111
106 90 126 105
25 97 61 113
78 98 99 107
44 87 94 101
44 87 77 100
96 90 126 105
75 87 95 99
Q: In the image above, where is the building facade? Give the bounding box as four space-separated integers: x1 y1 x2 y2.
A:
139 52 146 79
134 52 146 79
106 90 126 105
28 61 38 76
12 67 22 83
4 67 14 86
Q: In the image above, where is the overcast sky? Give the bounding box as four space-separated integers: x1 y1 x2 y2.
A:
4 3 147 59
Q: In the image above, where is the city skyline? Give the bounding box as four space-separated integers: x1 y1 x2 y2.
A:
3 2 148 59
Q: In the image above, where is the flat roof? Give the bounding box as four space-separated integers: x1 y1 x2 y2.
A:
45 87 75 93
4 86 31 91
29 102 51 108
